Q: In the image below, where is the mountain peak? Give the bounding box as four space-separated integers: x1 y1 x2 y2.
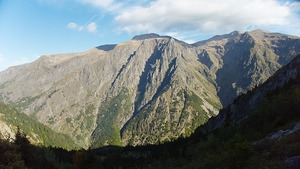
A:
211 30 241 40
246 29 270 37
249 29 270 33
1 30 300 148
194 30 241 45
229 30 241 35
132 33 171 40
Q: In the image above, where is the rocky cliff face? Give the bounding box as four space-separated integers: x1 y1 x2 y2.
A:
0 30 299 148
200 53 300 134
194 29 300 106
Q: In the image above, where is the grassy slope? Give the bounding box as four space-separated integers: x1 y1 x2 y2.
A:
0 103 80 150
91 89 132 148
1 65 300 168
0 76 299 169
145 77 300 169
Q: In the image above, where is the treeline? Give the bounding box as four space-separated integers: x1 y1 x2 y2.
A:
0 103 80 150
0 128 76 169
0 76 300 168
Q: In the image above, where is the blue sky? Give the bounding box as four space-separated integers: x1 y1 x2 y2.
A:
0 0 299 71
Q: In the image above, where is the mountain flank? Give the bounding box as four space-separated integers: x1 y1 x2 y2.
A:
0 29 299 148
1 53 299 169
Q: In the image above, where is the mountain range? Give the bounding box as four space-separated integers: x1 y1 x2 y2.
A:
1 53 299 169
0 29 300 149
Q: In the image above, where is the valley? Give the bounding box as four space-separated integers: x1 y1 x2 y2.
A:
0 52 299 169
0 30 300 149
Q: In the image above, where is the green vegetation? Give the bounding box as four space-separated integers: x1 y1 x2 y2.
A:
92 76 300 168
0 130 75 169
66 117 72 124
0 81 12 89
47 117 55 124
121 102 157 145
141 77 300 169
240 84 300 140
122 89 219 145
1 61 299 168
1 75 299 169
15 96 40 108
0 83 6 90
0 103 80 150
91 89 132 148
180 91 209 137
75 104 95 132
58 104 97 146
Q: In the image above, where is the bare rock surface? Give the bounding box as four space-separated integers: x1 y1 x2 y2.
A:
0 30 300 148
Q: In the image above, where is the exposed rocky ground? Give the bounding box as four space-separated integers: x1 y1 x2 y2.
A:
0 30 299 148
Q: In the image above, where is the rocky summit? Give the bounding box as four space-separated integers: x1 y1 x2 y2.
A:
0 29 300 148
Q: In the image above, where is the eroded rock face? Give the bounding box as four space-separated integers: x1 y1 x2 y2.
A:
0 120 15 141
200 54 300 135
0 30 299 148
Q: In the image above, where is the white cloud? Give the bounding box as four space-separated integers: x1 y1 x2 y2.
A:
87 22 97 32
67 22 97 33
67 22 79 30
115 0 292 35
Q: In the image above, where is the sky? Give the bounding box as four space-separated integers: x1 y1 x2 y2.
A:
0 0 299 71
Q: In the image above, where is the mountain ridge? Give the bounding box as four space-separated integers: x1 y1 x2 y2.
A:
1 52 299 169
199 53 300 134
0 30 300 148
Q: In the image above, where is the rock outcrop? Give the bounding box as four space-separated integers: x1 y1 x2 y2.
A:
0 30 299 148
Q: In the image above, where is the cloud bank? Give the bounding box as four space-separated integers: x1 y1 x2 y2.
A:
75 0 299 41
115 0 292 34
